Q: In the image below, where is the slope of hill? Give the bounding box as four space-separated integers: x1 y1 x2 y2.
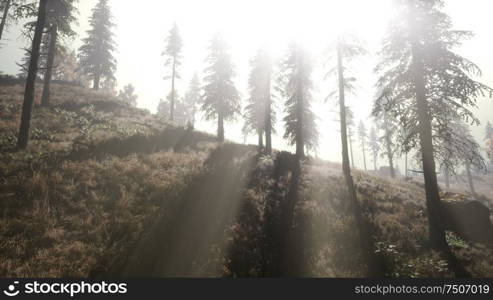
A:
1 83 492 278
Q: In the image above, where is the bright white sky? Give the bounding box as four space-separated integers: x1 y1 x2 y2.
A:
1 0 492 170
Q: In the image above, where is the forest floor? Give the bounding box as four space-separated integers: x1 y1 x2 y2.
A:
1 83 493 278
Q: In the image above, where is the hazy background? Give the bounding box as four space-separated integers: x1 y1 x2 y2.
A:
1 0 492 170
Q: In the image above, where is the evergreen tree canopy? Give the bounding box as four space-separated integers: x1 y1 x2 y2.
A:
201 33 240 141
243 48 275 146
374 0 492 156
278 42 318 156
78 0 116 90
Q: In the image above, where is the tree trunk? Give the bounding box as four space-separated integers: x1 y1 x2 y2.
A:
265 80 272 155
337 42 383 277
444 166 450 189
362 140 367 171
465 162 476 195
373 152 378 171
170 56 176 122
258 130 264 150
0 0 11 41
217 113 224 142
41 24 57 107
349 136 355 169
405 152 408 178
17 0 48 149
383 113 396 178
93 70 101 91
410 34 469 277
295 77 304 158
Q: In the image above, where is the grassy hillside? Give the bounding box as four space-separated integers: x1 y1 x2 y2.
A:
1 83 492 277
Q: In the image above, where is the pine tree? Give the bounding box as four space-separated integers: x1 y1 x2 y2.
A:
278 42 318 158
379 110 396 178
346 107 356 169
40 0 78 106
244 48 275 152
358 120 368 171
162 23 183 121
368 126 379 171
0 0 36 42
17 0 48 149
374 0 492 277
201 33 240 142
118 83 138 107
78 0 116 91
326 34 382 277
183 73 200 127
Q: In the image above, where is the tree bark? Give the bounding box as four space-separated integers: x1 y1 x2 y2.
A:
41 24 57 107
17 0 48 150
0 0 11 42
258 130 264 150
410 32 469 277
465 162 476 195
217 113 224 142
349 136 355 169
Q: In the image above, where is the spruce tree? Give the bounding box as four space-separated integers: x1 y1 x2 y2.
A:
0 0 35 42
40 0 78 106
374 0 492 277
244 48 275 152
201 33 240 142
162 23 183 122
278 42 318 158
78 0 116 91
16 0 47 149
326 34 382 277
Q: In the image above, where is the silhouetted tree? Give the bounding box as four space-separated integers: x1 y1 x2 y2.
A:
36 0 78 106
162 23 183 121
78 0 116 90
278 42 318 158
346 107 356 168
368 126 379 171
17 0 48 149
0 0 35 42
201 33 240 142
358 120 368 171
183 73 200 127
326 35 382 277
118 83 138 107
379 110 396 178
374 0 492 277
244 48 275 152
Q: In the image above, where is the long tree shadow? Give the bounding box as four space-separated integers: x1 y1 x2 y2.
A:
103 144 259 277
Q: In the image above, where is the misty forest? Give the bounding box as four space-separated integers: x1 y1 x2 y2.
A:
1 0 493 278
